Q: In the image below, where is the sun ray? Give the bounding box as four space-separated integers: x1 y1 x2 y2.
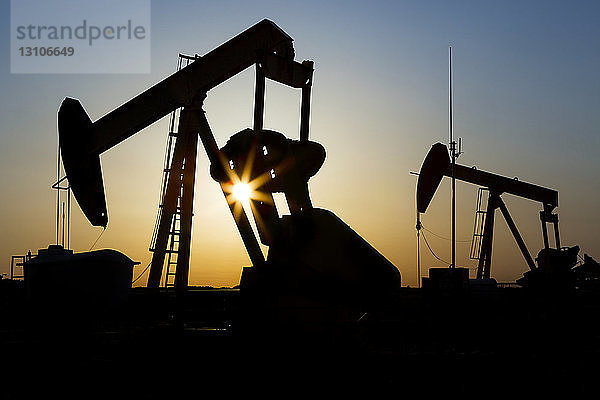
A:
218 152 240 185
248 171 272 191
232 201 243 221
251 190 274 204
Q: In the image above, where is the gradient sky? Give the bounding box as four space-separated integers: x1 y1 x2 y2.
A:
1 0 599 287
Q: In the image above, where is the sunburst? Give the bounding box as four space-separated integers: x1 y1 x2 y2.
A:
220 146 274 228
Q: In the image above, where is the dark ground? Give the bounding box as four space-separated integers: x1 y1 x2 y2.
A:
1 281 600 398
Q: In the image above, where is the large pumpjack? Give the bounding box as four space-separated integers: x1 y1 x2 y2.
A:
57 20 400 306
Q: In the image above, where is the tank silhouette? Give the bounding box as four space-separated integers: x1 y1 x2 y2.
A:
24 245 136 309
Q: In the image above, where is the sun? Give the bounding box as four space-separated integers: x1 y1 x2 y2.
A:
232 182 252 203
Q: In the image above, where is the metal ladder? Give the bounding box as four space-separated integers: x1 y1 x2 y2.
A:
149 54 196 289
10 255 26 280
470 187 489 261
164 190 183 288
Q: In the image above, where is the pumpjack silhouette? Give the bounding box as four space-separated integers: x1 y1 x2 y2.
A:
57 19 401 304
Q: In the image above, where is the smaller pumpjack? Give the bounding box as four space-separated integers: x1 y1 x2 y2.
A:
417 143 580 289
57 20 400 304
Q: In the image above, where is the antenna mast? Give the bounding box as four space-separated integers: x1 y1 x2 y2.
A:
449 46 461 269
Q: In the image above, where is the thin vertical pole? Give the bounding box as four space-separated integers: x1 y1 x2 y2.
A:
56 145 60 245
416 214 421 288
450 46 456 269
61 202 65 247
67 187 71 250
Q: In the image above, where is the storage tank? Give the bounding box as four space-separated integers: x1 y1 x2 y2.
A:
24 245 137 310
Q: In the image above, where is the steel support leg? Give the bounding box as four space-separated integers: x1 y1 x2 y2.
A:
147 118 190 288
174 109 200 290
196 108 265 267
540 211 550 250
553 216 561 249
477 192 498 279
497 198 536 271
